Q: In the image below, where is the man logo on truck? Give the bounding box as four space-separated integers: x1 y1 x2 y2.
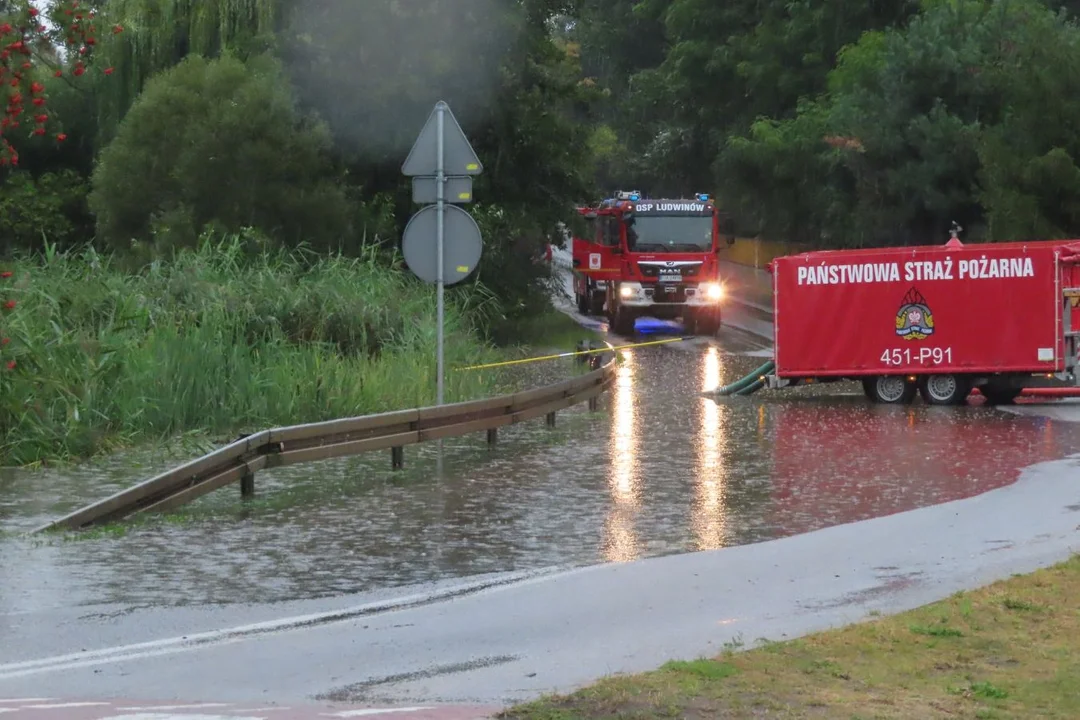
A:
895 287 935 340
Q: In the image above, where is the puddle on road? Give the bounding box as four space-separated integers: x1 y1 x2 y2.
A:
2 339 1079 612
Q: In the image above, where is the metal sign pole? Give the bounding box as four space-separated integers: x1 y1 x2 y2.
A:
436 103 446 407
400 99 484 445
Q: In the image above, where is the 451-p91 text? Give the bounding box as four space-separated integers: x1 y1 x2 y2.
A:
880 347 954 366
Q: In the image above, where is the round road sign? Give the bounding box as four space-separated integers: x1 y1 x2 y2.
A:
401 204 483 285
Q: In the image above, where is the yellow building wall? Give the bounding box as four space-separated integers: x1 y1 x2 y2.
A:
720 237 804 268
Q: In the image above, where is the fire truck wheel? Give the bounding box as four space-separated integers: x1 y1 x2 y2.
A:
862 376 917 404
589 293 606 315
918 374 972 405
694 310 721 336
612 307 636 336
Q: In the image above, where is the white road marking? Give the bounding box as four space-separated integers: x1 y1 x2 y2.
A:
0 637 248 681
0 709 19 714
0 570 561 680
25 702 111 708
0 700 52 704
117 705 231 711
321 709 434 718
101 715 265 720
231 711 291 714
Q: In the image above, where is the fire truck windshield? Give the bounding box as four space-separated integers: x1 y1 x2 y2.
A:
626 215 713 253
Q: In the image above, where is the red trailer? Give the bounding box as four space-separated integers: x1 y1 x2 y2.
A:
763 232 1080 404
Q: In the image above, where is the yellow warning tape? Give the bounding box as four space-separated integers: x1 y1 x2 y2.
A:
454 335 691 371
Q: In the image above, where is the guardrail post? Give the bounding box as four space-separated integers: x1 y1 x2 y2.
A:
240 472 255 498
588 394 599 412
487 428 497 446
391 446 404 470
546 411 556 427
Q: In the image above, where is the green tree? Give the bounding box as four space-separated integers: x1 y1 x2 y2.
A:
719 0 1080 247
89 52 351 255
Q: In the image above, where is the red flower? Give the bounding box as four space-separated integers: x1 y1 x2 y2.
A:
5 360 15 371
32 127 44 135
56 133 67 142
3 300 15 309
0 271 11 279
1 337 9 346
28 7 39 17
54 70 63 77
73 65 85 77
0 24 12 35
30 82 44 94
104 67 114 75
113 25 124 34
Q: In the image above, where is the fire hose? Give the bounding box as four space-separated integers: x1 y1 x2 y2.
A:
708 359 775 397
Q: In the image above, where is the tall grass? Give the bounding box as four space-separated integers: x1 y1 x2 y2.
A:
0 235 506 466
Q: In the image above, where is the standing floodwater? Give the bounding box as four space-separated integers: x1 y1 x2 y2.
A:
2 339 1079 614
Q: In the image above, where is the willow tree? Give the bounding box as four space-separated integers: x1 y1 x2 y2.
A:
91 0 280 141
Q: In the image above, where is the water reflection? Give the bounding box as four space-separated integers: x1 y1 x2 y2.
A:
603 349 640 562
766 399 1078 536
693 347 729 550
2 345 1079 611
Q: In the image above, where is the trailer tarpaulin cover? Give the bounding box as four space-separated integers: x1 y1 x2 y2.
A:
1062 242 1080 263
772 242 1065 376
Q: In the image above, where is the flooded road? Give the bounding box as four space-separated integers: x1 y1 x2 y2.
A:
3 324 1079 616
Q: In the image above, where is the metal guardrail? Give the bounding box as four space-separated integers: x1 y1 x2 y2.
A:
34 349 617 534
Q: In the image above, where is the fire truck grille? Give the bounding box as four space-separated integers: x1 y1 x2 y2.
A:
645 285 687 303
638 264 701 278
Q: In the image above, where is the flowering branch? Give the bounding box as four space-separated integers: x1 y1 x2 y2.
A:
1 0 121 167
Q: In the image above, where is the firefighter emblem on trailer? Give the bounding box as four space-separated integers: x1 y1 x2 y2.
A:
895 287 935 340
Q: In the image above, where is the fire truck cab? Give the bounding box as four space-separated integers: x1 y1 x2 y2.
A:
571 191 734 336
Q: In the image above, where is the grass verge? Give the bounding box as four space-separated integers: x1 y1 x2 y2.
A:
500 554 1080 719
508 309 604 350
0 234 515 466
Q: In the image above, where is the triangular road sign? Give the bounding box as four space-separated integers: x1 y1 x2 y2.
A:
402 101 484 177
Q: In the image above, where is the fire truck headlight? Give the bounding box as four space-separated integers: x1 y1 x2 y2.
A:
619 285 634 298
704 282 724 301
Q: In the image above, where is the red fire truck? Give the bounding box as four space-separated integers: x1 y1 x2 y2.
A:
756 230 1080 404
570 191 735 336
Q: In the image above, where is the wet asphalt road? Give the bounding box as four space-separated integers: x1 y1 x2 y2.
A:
5 325 1074 616
2 257 1080 709
1 438 1077 708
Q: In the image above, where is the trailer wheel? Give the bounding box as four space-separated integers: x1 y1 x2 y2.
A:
862 376 917 404
919 374 971 406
